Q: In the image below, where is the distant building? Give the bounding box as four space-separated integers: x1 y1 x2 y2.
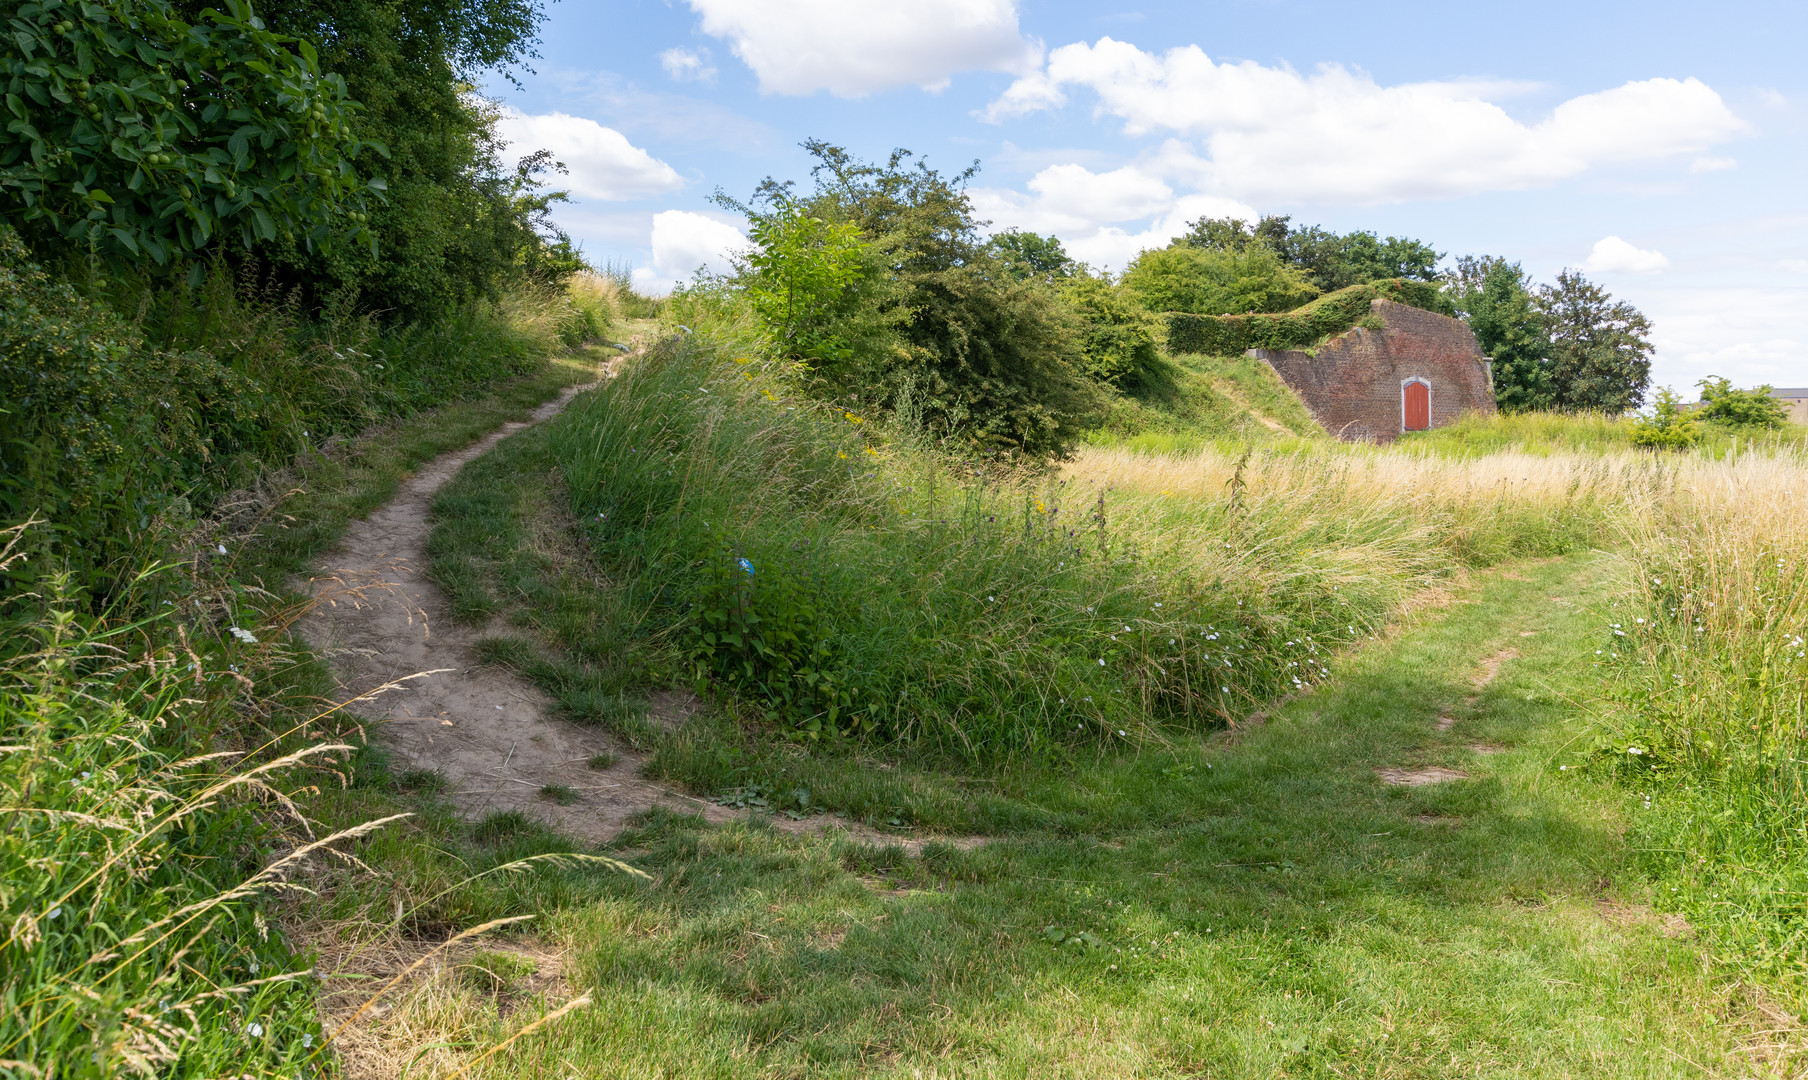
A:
1249 299 1497 443
1773 387 1808 426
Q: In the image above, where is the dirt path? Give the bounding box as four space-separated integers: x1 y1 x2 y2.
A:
298 366 948 850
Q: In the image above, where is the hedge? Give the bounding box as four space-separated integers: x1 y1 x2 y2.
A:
1165 279 1454 357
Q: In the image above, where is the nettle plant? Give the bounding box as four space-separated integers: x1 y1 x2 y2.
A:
1 0 383 268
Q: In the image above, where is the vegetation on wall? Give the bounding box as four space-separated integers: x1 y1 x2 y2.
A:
1163 279 1448 356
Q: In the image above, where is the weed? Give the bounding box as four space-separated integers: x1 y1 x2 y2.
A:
539 784 580 806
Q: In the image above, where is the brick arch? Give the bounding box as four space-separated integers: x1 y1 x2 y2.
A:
1401 377 1431 432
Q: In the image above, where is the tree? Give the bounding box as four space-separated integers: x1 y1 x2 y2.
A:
1695 376 1789 428
739 197 889 377
1450 256 1554 413
1535 270 1653 413
1179 214 1441 293
0 0 381 268
1121 244 1317 315
1060 274 1160 386
989 230 1073 282
727 142 1101 455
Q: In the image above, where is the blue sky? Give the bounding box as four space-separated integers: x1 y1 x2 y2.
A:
485 0 1808 394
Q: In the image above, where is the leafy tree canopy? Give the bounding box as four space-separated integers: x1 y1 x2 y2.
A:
1180 214 1441 293
725 142 1101 455
1448 256 1554 414
989 229 1073 282
1121 244 1318 316
1696 376 1789 429
1 0 382 268
1535 269 1653 414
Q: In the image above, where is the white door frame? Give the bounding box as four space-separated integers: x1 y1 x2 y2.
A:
1401 376 1432 432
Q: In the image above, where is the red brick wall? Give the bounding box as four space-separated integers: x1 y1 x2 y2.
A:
1252 299 1496 443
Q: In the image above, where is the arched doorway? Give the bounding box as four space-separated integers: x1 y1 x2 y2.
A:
1402 378 1431 432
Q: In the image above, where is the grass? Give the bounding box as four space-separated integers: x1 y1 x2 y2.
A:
310 554 1793 1076
1084 353 1324 453
1401 408 1808 458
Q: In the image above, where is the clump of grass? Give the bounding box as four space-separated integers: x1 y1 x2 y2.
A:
459 949 539 994
587 752 620 770
539 784 580 806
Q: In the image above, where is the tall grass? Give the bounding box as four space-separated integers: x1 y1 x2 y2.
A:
1595 448 1808 995
544 330 1622 762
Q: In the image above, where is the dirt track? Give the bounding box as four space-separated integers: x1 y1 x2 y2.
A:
297 368 954 850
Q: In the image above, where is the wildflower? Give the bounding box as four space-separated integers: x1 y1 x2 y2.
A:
217 544 228 555
302 1034 314 1048
1627 747 1645 756
1118 729 1127 737
247 1022 264 1038
1098 658 1106 666
229 627 258 644
988 596 995 602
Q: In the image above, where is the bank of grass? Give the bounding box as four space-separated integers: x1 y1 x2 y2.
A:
1084 353 1324 453
316 554 1789 1077
0 330 609 1074
1590 447 1808 1002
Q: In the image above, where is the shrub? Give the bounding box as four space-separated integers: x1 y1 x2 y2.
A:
1629 388 1701 450
1061 274 1161 386
1695 376 1789 429
1121 244 1318 316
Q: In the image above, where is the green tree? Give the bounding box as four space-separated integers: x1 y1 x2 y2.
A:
1179 214 1441 293
1535 269 1653 413
740 197 887 374
1121 244 1318 315
1060 274 1160 386
988 229 1073 282
733 141 1100 455
1695 376 1789 429
242 0 564 317
1451 256 1554 413
0 0 381 268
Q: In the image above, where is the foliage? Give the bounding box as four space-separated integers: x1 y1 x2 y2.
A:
1629 387 1701 450
0 227 574 597
1060 273 1160 385
1695 376 1788 429
246 0 561 318
1121 243 1318 316
1179 214 1443 293
988 229 1074 282
738 197 888 376
1535 269 1653 414
1449 256 1555 413
1165 282 1395 356
727 142 1102 456
0 0 382 268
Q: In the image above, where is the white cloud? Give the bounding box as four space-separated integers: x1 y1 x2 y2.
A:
632 210 748 293
495 109 684 201
1582 236 1670 274
972 162 1253 271
1782 259 1808 275
660 46 717 84
1690 156 1737 173
1640 286 1808 391
983 38 1746 204
684 0 1040 97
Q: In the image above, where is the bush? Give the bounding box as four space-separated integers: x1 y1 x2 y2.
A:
1629 388 1701 450
1061 275 1161 386
1121 244 1317 316
1163 280 1454 357
1695 376 1788 429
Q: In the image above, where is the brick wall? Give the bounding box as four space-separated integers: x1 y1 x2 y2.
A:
1251 299 1496 443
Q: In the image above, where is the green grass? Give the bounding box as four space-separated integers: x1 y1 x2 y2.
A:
1085 353 1324 453
1400 408 1808 458
307 555 1777 1076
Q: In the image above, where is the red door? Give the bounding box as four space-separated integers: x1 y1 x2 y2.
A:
1403 381 1430 431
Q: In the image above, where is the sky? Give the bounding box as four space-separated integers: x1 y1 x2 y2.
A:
482 0 1808 396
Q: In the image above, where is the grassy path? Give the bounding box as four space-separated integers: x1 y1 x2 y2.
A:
384 553 1776 1078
